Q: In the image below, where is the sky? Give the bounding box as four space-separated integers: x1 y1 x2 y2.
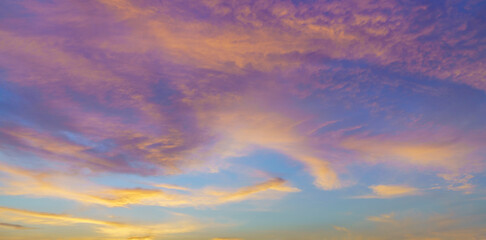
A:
0 0 486 239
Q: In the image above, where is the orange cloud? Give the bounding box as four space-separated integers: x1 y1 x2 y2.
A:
342 133 484 195
355 185 420 199
342 135 481 172
367 213 396 223
437 173 475 194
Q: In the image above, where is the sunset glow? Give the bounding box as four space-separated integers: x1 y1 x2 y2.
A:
0 0 486 239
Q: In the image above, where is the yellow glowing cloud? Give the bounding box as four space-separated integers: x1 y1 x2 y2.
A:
355 185 420 199
0 164 298 208
153 183 191 192
96 220 201 240
0 206 202 239
0 206 121 226
221 178 300 201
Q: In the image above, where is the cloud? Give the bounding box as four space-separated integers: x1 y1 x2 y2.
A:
0 164 299 207
0 206 202 239
363 212 486 240
0 222 30 230
193 105 343 190
220 177 300 201
82 0 486 92
355 185 420 199
333 226 349 232
153 183 191 192
437 173 475 194
341 133 483 172
367 213 396 223
341 131 485 195
0 0 484 199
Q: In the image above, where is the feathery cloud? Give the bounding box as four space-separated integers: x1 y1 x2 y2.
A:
355 185 420 199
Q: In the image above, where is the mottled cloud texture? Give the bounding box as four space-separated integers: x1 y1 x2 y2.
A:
0 0 485 239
